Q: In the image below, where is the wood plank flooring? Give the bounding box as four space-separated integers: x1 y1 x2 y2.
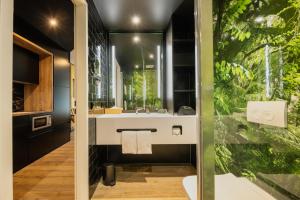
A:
13 141 74 200
92 165 196 200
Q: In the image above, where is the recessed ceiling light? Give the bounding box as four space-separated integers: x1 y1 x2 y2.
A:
133 36 140 43
132 15 141 25
49 18 58 27
149 54 154 59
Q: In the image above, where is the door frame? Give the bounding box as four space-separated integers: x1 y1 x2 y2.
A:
195 0 215 199
0 0 14 199
72 0 89 200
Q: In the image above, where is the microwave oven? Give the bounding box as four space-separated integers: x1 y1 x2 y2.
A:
32 115 52 131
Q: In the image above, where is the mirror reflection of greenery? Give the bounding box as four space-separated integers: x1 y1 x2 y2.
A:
213 0 300 180
123 69 162 110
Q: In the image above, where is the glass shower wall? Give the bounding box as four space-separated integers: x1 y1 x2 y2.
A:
213 0 300 199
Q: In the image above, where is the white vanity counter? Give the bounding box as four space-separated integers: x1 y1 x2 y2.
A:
93 113 197 145
93 113 194 118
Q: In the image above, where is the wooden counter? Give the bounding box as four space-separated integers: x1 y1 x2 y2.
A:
13 111 49 117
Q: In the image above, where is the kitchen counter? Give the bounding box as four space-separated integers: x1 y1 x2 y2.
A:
13 111 49 117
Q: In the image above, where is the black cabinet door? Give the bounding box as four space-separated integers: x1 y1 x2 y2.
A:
28 122 70 163
13 116 31 172
13 44 39 84
28 128 54 162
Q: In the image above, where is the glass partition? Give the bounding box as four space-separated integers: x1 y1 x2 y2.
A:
213 0 300 199
109 33 163 111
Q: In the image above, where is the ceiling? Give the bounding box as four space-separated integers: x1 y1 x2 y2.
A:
14 0 74 51
93 0 184 32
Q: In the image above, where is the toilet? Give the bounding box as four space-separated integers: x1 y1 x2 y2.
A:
183 175 197 200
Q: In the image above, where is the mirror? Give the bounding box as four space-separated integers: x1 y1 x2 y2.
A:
109 33 163 111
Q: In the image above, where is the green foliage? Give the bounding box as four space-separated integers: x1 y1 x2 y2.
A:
123 69 162 110
213 0 300 180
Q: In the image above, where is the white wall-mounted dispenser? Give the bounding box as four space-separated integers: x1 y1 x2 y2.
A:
247 101 287 128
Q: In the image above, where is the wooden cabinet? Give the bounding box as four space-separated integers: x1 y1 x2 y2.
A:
13 33 54 116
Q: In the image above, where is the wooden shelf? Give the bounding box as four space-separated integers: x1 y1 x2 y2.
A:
174 90 195 93
13 111 49 117
13 33 53 113
13 33 52 58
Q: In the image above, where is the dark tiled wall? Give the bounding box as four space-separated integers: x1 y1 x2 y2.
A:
87 0 109 108
87 0 109 197
88 118 100 197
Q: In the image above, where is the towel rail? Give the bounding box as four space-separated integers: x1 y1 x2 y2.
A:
117 128 157 133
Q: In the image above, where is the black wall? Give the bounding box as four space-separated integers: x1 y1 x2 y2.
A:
88 0 109 109
13 15 72 172
87 0 109 197
13 44 39 85
98 144 197 165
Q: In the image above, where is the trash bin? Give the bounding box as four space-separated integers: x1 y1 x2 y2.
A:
102 163 116 186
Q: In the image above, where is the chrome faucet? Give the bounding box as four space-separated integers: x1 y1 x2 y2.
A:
135 107 151 114
135 107 144 114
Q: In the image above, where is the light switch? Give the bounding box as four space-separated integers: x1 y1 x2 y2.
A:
247 101 287 128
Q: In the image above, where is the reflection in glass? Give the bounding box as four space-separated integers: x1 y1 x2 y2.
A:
213 0 300 199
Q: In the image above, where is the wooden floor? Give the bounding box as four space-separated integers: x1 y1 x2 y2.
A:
92 165 196 200
13 141 74 200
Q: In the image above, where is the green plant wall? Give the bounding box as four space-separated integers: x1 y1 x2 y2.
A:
213 0 300 196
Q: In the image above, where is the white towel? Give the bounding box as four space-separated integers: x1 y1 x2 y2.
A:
137 131 152 154
121 131 137 154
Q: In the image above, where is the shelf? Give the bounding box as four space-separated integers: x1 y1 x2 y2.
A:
173 53 195 66
173 39 194 43
174 90 195 93
13 33 52 58
174 64 194 68
13 111 49 117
